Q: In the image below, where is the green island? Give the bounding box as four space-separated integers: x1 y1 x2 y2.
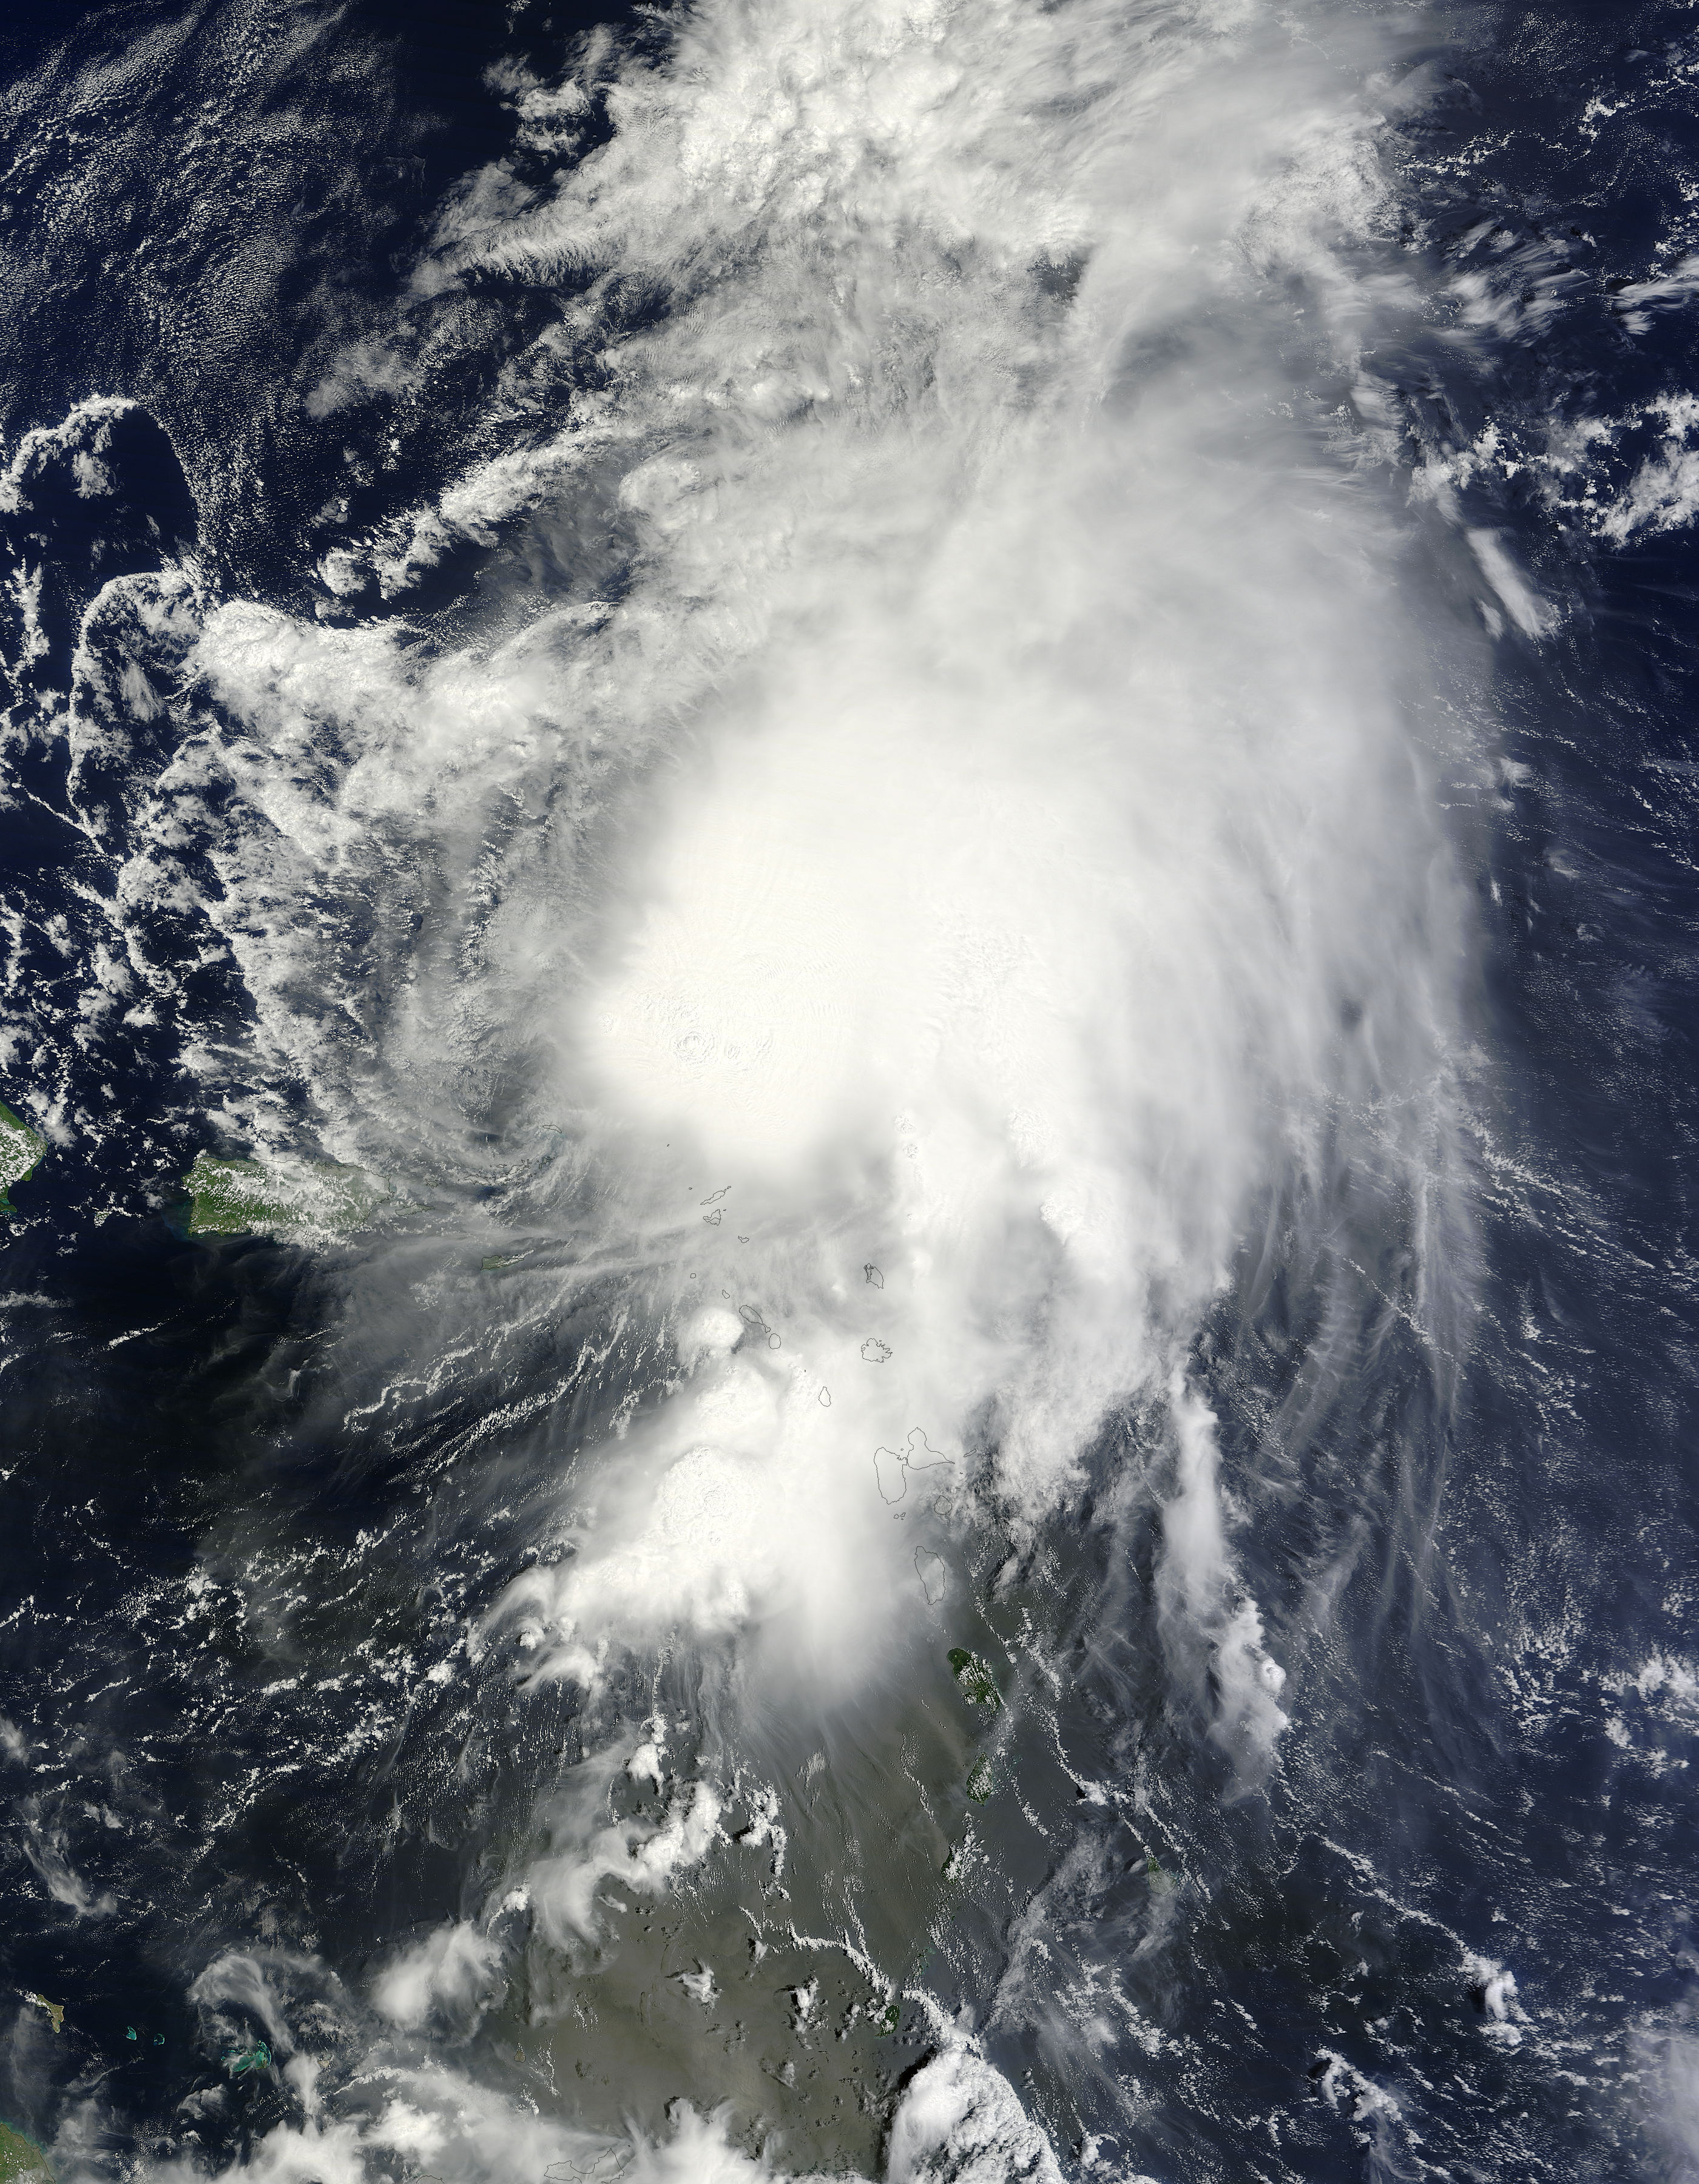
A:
0 1102 45 1217
0 2120 52 2182
182 1153 383 1241
947 1648 1001 1708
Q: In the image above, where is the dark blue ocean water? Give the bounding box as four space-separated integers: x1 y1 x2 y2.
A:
2 3 1699 2180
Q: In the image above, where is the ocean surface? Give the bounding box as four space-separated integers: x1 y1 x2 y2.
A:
1 1 1698 2179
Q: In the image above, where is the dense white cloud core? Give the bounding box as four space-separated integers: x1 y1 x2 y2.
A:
170 0 1471 1723
132 0 1475 2170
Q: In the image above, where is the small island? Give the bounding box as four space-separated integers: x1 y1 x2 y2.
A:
0 1102 45 1217
181 1153 383 1241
